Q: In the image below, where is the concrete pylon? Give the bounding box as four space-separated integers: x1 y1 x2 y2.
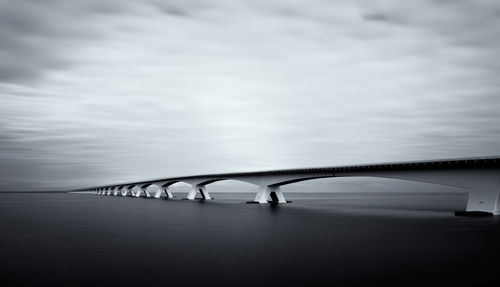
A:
126 186 135 197
154 185 175 199
186 185 211 200
252 186 287 204
136 185 152 198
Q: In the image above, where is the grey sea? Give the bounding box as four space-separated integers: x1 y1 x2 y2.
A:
1 192 499 286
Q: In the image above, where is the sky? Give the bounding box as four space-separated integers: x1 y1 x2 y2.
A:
0 0 499 191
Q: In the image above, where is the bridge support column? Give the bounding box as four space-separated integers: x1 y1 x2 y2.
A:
128 187 135 197
199 186 211 200
165 188 174 199
249 186 289 204
186 187 196 200
135 187 152 198
155 187 175 199
154 188 161 198
124 187 132 196
459 186 500 216
186 185 211 200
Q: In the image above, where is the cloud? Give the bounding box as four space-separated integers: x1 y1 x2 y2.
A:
0 0 499 191
148 0 199 17
362 13 387 22
0 0 138 84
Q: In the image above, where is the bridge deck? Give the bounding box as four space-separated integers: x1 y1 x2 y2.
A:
86 156 500 190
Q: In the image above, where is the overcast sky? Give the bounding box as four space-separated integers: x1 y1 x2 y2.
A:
1 0 499 191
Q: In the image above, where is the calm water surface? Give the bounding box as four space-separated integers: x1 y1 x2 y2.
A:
0 192 499 286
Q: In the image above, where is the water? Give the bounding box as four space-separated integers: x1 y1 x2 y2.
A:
0 192 499 286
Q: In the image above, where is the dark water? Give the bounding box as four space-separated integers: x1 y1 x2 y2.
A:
0 192 499 286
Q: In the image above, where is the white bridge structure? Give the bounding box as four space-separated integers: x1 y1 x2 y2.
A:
79 157 500 215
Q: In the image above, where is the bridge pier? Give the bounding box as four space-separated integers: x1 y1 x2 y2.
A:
186 185 211 200
154 188 161 198
135 186 152 198
126 186 134 196
165 188 174 198
155 186 174 199
460 187 500 216
249 186 289 204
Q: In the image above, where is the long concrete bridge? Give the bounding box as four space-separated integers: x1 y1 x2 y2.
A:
79 156 500 215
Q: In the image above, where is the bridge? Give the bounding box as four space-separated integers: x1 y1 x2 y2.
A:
78 156 500 215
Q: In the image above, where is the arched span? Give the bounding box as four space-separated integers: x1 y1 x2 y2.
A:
155 181 182 198
335 169 500 214
184 174 335 203
196 178 258 187
131 181 188 198
268 175 336 187
160 181 182 188
195 173 335 188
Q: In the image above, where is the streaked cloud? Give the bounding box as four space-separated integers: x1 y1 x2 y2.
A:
0 0 499 191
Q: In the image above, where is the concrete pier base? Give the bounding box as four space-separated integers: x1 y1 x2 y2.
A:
185 185 212 200
248 186 289 204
